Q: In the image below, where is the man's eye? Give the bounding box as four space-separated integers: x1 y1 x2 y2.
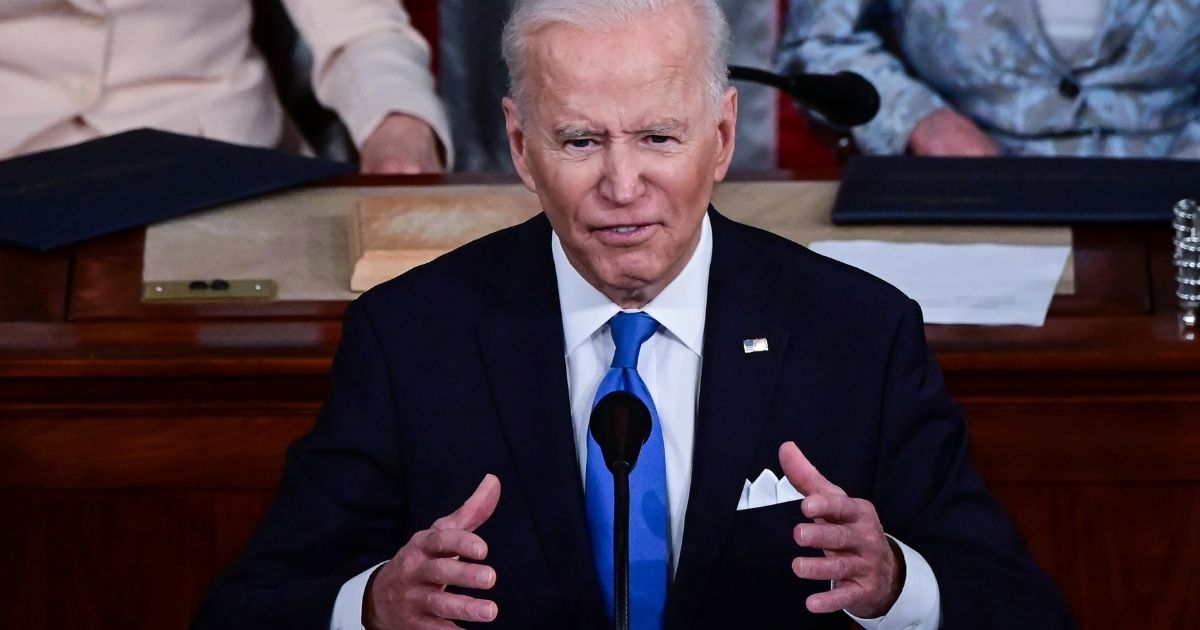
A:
566 139 595 149
647 135 673 144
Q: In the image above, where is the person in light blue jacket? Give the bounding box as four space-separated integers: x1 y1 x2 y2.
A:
777 0 1200 158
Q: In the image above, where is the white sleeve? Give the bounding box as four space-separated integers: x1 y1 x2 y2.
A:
330 562 387 630
280 0 454 166
845 536 941 630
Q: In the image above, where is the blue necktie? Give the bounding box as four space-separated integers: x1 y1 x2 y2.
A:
585 311 669 629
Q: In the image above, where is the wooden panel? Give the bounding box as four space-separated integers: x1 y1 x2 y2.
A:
963 399 1200 484
0 244 70 322
0 411 317 489
993 483 1200 630
0 489 272 630
0 407 1194 629
1049 225 1153 317
0 320 342 381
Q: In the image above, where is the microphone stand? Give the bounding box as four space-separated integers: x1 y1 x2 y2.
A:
589 391 652 630
613 463 631 630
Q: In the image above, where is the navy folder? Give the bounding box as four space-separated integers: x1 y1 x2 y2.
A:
0 128 355 251
831 155 1200 225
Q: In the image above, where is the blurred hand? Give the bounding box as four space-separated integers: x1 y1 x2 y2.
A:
359 112 444 174
908 108 1000 157
780 442 903 619
364 475 501 629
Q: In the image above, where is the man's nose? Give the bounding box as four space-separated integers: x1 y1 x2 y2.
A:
597 143 647 206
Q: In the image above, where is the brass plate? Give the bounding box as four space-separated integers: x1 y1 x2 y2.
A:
142 279 277 302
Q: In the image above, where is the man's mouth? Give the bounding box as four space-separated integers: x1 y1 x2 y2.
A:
594 223 656 244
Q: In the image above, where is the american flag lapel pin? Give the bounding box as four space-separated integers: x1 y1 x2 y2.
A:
742 338 769 354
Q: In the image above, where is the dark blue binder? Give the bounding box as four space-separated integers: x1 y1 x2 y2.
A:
831 155 1200 225
0 128 355 251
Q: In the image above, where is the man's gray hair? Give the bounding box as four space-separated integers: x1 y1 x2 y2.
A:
501 0 732 123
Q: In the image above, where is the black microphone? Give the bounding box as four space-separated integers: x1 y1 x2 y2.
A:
729 66 881 128
591 391 653 474
588 390 653 630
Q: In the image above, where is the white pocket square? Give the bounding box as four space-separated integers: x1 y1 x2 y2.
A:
736 469 806 511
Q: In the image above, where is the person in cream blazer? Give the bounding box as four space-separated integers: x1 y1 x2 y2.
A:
0 0 453 172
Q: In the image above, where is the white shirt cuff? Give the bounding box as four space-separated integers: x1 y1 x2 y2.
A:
330 561 387 630
845 536 941 630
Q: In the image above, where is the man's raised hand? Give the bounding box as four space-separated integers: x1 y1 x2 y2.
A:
779 442 903 619
364 474 501 629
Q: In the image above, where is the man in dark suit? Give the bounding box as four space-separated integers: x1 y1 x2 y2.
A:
196 1 1074 628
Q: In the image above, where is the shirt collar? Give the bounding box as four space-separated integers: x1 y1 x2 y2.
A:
553 213 712 358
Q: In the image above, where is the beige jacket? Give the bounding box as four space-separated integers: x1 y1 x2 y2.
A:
0 0 452 163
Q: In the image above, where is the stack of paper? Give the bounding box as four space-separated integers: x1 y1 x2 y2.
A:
808 240 1071 326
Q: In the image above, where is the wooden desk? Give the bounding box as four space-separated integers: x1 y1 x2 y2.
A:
1 177 1196 629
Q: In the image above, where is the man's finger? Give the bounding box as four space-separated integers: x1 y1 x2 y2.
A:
420 528 489 561
794 522 853 551
791 555 857 582
806 581 866 614
801 494 861 523
417 557 496 590
423 589 499 623
436 474 501 532
779 442 843 498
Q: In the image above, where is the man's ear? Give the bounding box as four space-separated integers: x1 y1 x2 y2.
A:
503 97 538 193
712 86 738 182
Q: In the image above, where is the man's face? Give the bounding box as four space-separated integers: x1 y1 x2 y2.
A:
504 4 737 308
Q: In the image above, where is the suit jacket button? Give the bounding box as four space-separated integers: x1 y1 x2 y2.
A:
1058 77 1081 99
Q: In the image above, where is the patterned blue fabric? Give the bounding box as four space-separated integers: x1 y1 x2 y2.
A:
777 0 1200 158
584 311 669 630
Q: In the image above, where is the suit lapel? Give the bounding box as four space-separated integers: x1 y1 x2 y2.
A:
475 214 608 628
667 211 791 629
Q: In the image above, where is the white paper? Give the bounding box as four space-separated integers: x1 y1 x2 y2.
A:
808 240 1071 327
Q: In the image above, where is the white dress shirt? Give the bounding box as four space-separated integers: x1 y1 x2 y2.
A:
332 215 940 629
556 217 711 572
